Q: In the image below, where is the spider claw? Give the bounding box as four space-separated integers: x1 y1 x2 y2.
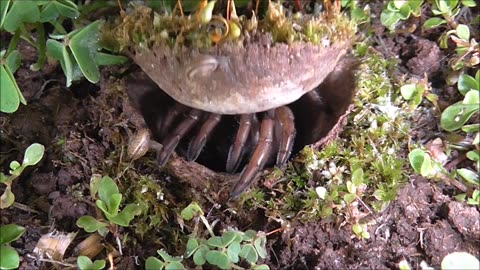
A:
159 103 188 140
226 114 252 173
230 111 275 198
187 113 221 161
157 109 201 166
275 106 295 168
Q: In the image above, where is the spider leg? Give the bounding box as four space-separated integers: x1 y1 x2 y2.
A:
226 114 253 173
274 106 296 168
157 109 202 166
159 102 189 140
187 113 221 162
231 110 275 198
249 113 260 147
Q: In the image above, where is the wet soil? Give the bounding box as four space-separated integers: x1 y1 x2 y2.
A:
1 2 479 270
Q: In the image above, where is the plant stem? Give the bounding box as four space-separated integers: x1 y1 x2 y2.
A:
199 215 215 237
32 22 46 71
6 30 20 56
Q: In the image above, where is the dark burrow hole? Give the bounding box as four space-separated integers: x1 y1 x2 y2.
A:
126 57 357 173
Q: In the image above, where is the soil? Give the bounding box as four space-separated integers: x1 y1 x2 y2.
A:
1 2 479 270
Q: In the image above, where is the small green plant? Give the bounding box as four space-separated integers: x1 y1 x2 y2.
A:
76 176 141 236
77 255 106 270
341 0 370 24
0 224 26 270
380 0 423 30
0 143 45 209
441 71 480 132
145 202 270 270
424 0 477 30
422 1 478 70
400 79 439 109
0 0 127 113
409 148 479 204
145 250 185 270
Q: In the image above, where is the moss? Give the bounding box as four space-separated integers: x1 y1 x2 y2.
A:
101 2 355 52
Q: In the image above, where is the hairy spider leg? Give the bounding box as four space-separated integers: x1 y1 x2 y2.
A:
187 113 222 161
157 109 202 166
158 102 189 140
231 110 275 198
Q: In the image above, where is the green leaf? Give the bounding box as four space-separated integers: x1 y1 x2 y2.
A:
423 17 446 29
0 224 25 244
193 246 208 266
455 24 470 40
243 230 256 241
409 149 436 177
227 241 241 263
96 200 110 217
98 176 119 203
0 245 20 270
466 150 479 162
109 204 141 227
408 0 423 15
240 244 258 263
352 223 362 235
436 0 459 14
91 259 106 270
397 4 411 19
206 250 230 270
89 174 102 198
145 257 165 270
165 261 184 270
458 74 479 95
39 0 79 22
346 181 356 194
76 215 108 233
464 90 480 104
254 236 268 259
344 193 356 203
0 185 15 209
0 65 20 113
23 143 45 166
0 0 11 29
380 10 400 29
441 103 479 131
253 265 270 270
2 0 40 32
393 0 407 9
221 231 238 247
207 236 225 248
107 193 122 216
69 20 102 83
180 202 204 221
5 50 21 73
185 238 199 258
77 256 95 270
400 84 417 100
461 0 477 7
156 250 182 263
46 39 73 87
351 168 364 187
9 161 20 172
457 168 479 185
96 52 128 66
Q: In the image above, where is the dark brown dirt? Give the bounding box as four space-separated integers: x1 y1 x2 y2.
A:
1 2 479 270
